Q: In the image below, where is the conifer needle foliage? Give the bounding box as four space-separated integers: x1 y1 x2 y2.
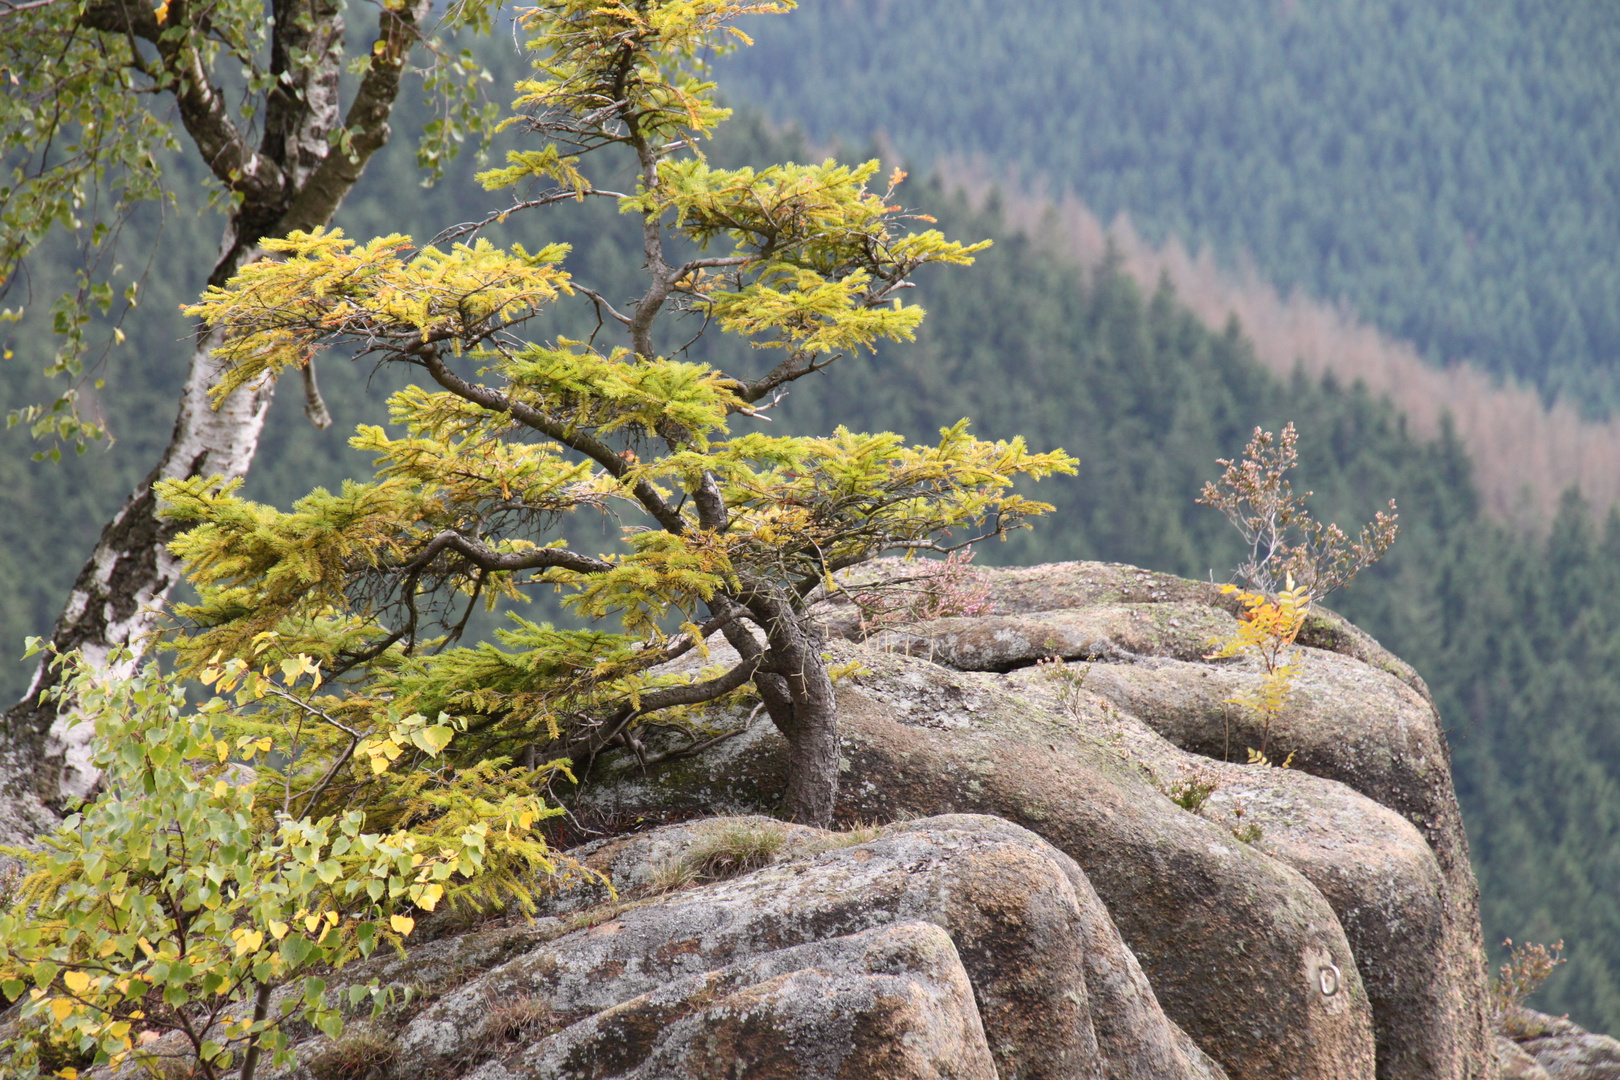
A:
171 0 1073 832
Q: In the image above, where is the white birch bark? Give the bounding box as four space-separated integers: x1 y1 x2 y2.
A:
0 0 429 824
31 333 276 802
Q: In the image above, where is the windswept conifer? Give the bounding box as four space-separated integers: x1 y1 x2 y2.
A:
170 0 1076 828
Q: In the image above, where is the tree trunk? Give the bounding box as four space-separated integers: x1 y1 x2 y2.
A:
748 594 842 827
0 320 275 807
0 0 428 825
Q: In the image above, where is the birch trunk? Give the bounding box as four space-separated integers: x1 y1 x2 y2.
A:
0 0 429 821
2 323 274 805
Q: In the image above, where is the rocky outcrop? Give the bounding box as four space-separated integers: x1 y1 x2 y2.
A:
580 560 1493 1080
1502 1007 1620 1080
167 815 1227 1080
11 560 1562 1080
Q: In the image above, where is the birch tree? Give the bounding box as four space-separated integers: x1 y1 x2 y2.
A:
0 0 506 817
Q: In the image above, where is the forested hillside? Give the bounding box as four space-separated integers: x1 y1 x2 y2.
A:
718 0 1620 414
3 5 1618 1035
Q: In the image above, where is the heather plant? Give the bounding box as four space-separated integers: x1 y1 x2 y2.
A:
1490 938 1567 1022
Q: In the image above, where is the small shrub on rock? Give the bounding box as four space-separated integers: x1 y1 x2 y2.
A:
1490 938 1566 1022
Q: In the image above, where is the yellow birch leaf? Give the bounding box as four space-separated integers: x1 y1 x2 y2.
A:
268 921 289 940
62 970 90 994
50 997 74 1021
390 914 415 936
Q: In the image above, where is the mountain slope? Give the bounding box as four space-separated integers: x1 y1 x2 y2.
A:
718 0 1620 412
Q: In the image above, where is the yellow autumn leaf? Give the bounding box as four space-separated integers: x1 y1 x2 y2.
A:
62 970 90 995
233 929 264 956
417 883 443 911
215 740 230 763
268 920 289 940
50 997 74 1021
390 913 415 936
304 913 321 933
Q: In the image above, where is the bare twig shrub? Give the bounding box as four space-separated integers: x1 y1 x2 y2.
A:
1197 423 1397 598
850 549 991 635
1490 938 1566 1021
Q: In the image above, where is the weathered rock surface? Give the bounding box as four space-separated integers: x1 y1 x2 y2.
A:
239 815 1222 1080
581 560 1495 1080
1498 1037 1555 1080
1503 1007 1620 1079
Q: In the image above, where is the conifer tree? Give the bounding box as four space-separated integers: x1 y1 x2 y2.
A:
171 0 1076 825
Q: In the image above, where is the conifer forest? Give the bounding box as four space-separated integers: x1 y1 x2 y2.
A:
2 0 1618 1037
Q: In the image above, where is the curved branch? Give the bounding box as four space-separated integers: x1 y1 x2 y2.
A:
420 350 687 534
575 285 634 326
399 529 612 576
730 352 842 405
633 653 761 713
78 0 288 205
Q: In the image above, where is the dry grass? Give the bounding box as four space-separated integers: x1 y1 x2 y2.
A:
475 994 557 1052
304 1028 400 1080
943 161 1620 530
646 818 886 896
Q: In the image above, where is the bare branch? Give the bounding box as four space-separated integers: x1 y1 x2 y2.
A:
428 188 630 246
399 529 612 576
420 350 688 534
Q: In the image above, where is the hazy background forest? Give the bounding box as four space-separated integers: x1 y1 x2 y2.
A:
2 0 1618 1033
